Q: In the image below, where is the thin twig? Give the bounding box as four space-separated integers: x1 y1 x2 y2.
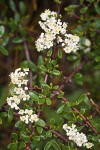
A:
58 61 85 91
44 73 49 83
44 126 68 143
23 40 33 89
87 93 100 114
51 92 99 134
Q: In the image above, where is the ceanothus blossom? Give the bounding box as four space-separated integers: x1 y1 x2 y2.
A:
63 123 94 149
35 9 80 54
19 109 39 124
7 68 39 124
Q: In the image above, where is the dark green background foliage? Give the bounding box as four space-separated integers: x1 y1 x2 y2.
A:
0 0 100 149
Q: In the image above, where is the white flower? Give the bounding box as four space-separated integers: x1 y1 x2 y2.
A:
30 114 39 122
84 142 94 149
9 68 29 86
63 123 94 149
84 39 91 47
25 115 29 124
20 116 26 122
24 87 28 90
18 109 24 115
7 68 39 125
35 9 80 54
63 124 68 130
35 32 55 52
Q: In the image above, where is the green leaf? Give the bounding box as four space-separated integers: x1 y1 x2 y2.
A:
95 56 100 62
94 3 100 14
73 73 83 86
2 36 9 46
58 92 64 98
38 56 44 66
90 117 100 132
8 108 13 122
0 112 7 117
20 61 37 72
47 49 52 56
58 49 62 58
36 119 46 127
19 1 26 15
46 131 52 138
12 37 23 44
40 65 47 72
11 133 18 141
15 120 22 128
14 12 20 23
46 62 53 70
51 70 60 76
0 117 2 124
74 73 83 80
8 143 17 150
77 94 89 105
67 55 77 61
33 136 40 142
46 98 52 105
20 131 30 143
9 0 16 12
44 142 51 150
19 142 26 149
37 126 43 134
43 86 50 96
0 25 5 37
38 98 45 104
29 92 39 101
50 118 55 125
27 61 37 72
54 0 61 4
51 140 61 150
57 105 64 114
0 46 9 55
92 136 99 142
80 7 88 13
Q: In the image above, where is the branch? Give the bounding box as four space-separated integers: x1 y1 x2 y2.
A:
58 61 85 91
24 143 31 150
13 112 68 143
51 92 99 134
73 14 80 19
87 93 100 114
43 126 68 143
23 40 33 89
44 73 49 83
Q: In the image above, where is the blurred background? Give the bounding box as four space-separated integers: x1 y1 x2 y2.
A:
0 0 100 149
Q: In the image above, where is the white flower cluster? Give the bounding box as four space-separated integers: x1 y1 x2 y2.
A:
35 9 80 53
63 124 94 149
19 109 38 124
7 68 39 124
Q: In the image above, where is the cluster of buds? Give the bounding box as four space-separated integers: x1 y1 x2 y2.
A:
7 68 39 124
63 123 94 149
35 9 80 53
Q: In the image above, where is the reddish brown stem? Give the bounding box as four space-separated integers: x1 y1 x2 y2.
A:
52 93 98 134
58 61 85 91
23 40 33 89
44 126 68 143
44 73 49 83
